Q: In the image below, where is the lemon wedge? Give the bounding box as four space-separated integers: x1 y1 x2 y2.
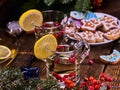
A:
19 9 43 32
34 34 58 60
0 45 11 60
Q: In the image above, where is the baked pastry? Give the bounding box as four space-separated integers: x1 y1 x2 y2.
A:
103 28 120 40
81 19 101 32
100 49 120 64
94 31 104 42
85 11 97 20
70 11 84 20
100 15 119 32
79 31 96 43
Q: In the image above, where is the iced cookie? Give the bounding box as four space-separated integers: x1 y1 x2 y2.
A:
100 15 119 32
100 49 120 64
67 17 82 29
79 31 96 43
70 11 84 20
81 19 101 32
94 31 104 42
85 11 97 20
103 28 120 40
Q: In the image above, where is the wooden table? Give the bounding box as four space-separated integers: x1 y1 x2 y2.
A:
0 0 120 89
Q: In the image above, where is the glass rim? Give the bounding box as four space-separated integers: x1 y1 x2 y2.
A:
39 10 68 29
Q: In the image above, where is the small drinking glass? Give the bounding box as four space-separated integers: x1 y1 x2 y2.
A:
34 10 67 40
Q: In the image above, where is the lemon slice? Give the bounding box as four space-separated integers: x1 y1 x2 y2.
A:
0 45 11 60
19 9 43 32
34 34 58 60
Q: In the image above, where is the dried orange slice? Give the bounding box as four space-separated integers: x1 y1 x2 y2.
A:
19 9 43 32
34 34 58 60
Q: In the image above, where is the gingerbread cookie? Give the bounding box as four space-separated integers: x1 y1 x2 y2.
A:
103 28 120 40
100 49 120 64
100 15 119 32
94 31 104 42
79 31 96 43
70 11 84 20
85 11 97 20
81 19 101 32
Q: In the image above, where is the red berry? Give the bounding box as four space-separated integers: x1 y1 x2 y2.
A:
94 84 100 89
89 60 93 65
80 82 86 86
54 57 60 64
54 21 60 26
58 31 63 37
107 85 112 90
63 75 69 78
56 45 63 51
100 73 105 77
105 76 113 82
100 77 105 82
53 73 62 80
69 56 75 63
65 79 73 84
42 22 47 27
62 77 66 81
69 72 75 77
88 86 94 90
92 79 97 85
89 76 94 81
69 82 75 88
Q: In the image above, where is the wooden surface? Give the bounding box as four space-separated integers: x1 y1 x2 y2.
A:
0 0 120 89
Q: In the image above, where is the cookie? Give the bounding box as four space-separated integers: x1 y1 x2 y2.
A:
81 19 101 32
103 28 120 40
85 11 97 20
79 31 96 43
70 11 84 20
100 15 119 32
67 17 82 29
100 49 120 64
94 31 104 42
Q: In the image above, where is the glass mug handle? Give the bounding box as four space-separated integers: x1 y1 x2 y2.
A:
79 40 90 64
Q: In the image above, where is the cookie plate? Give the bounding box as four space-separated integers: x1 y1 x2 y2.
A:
89 12 120 45
66 12 120 46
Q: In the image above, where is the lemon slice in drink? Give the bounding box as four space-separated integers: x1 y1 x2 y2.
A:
34 34 58 60
19 9 43 32
0 45 11 60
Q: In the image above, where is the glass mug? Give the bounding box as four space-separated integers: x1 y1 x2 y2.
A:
34 10 90 89
47 32 90 89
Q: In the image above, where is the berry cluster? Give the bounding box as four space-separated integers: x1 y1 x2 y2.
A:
42 21 64 39
54 54 76 64
52 72 75 88
79 73 112 90
54 45 76 64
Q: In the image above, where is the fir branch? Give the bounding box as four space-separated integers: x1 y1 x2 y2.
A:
74 0 91 12
74 0 84 12
59 0 73 4
44 0 55 6
82 0 91 11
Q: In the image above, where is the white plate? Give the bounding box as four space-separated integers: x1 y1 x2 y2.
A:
67 12 120 46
